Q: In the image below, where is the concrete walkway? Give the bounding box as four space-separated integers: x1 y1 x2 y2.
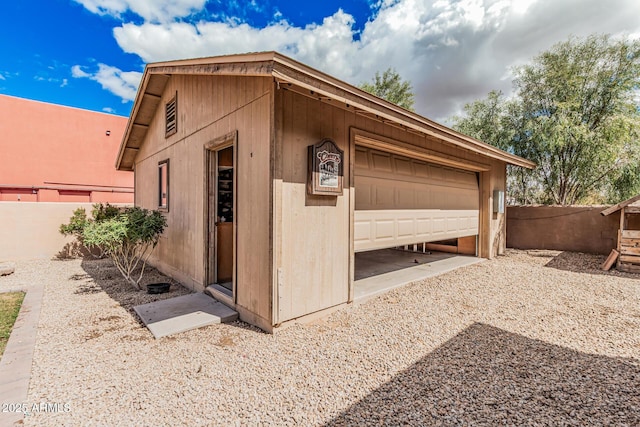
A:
0 281 44 426
133 292 238 339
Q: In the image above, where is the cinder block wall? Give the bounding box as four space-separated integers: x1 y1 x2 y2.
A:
506 205 631 255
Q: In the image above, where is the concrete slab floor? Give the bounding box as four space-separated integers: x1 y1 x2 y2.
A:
354 249 484 302
133 293 238 339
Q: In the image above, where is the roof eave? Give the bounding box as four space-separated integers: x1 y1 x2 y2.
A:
601 193 640 216
116 70 151 171
270 53 536 169
117 51 536 171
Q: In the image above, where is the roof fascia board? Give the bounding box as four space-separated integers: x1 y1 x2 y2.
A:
117 51 536 170
147 51 277 68
147 60 275 77
353 128 491 172
116 69 153 170
271 62 535 168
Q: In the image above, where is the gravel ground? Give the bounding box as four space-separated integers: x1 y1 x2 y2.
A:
1 250 639 426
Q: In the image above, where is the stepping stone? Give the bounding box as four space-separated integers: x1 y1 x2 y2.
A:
0 262 15 276
133 292 238 339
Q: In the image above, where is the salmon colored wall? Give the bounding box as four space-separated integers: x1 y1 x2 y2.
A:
0 94 133 203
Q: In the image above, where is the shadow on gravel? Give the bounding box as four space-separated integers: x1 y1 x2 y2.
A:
543 251 640 279
77 258 191 324
326 323 640 426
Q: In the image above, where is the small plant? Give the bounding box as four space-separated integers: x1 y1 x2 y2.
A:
91 203 121 222
60 203 120 258
59 206 89 239
60 204 167 290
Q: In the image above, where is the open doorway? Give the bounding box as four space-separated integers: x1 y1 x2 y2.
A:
214 146 234 289
205 135 236 302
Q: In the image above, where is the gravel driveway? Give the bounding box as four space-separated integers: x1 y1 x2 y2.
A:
1 250 639 426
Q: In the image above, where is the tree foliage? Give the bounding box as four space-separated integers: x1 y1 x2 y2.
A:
59 204 120 258
360 68 416 111
61 204 167 289
59 207 90 240
453 34 640 205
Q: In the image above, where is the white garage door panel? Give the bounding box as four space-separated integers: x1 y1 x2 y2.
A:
354 209 479 252
375 220 395 240
355 146 479 252
356 176 478 210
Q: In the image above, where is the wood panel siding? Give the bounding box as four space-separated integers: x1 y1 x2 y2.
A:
273 85 507 323
274 88 350 323
235 93 272 323
134 75 273 324
479 160 507 258
132 71 511 330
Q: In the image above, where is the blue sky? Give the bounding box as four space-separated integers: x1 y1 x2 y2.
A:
1 0 639 122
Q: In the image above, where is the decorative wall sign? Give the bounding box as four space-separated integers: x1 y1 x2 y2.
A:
307 138 344 196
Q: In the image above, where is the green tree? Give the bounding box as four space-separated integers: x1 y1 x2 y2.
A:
359 68 416 111
453 34 640 205
608 163 640 203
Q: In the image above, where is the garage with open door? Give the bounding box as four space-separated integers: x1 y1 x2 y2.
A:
354 145 480 254
118 52 536 331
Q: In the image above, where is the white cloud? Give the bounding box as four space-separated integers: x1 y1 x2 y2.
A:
102 106 117 113
510 0 538 14
73 0 206 22
113 9 362 80
72 63 142 102
0 74 5 81
90 0 640 121
71 65 90 78
34 75 68 86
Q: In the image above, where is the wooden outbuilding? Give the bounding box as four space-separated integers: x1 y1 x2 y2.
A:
601 194 640 272
115 52 535 332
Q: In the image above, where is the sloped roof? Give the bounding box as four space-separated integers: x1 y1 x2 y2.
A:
116 51 536 171
601 194 640 216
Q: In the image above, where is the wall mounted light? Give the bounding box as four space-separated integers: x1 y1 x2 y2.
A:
106 130 111 136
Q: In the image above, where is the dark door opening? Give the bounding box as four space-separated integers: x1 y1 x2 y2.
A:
206 144 235 293
215 146 234 289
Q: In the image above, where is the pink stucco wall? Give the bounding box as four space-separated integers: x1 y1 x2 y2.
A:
0 94 133 203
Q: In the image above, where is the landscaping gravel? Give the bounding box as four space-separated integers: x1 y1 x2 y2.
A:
1 250 639 426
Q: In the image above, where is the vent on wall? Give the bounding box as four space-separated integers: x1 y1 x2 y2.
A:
165 93 177 137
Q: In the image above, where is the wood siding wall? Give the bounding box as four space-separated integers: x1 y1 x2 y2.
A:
483 162 507 257
133 74 509 330
272 87 351 322
273 86 508 323
134 75 273 325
